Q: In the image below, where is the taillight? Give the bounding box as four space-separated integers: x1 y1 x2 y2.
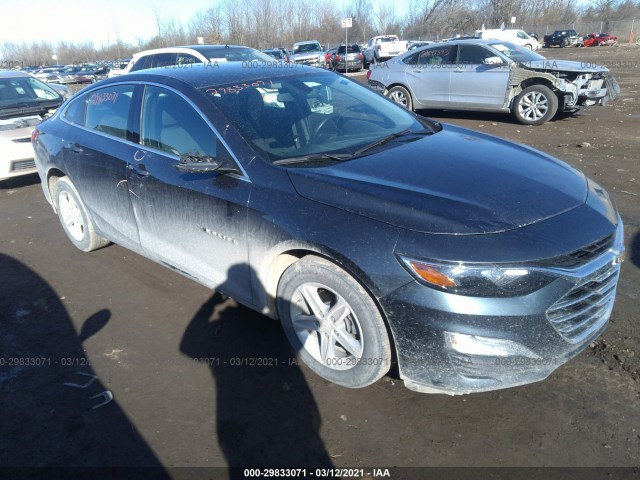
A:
377 44 381 50
359 53 363 59
31 128 39 144
335 55 341 61
366 70 371 80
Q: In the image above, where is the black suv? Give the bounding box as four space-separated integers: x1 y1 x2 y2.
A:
544 30 581 48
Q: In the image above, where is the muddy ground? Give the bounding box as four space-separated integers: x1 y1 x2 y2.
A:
1 46 639 479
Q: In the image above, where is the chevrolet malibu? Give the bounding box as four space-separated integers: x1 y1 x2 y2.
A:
32 64 624 394
368 39 620 125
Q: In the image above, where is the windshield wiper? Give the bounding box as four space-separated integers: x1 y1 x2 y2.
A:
354 128 433 156
272 153 353 166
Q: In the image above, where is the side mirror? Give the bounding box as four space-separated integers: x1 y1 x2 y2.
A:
174 152 222 173
484 56 505 66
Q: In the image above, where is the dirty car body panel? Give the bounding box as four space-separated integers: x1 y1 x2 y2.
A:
33 64 624 394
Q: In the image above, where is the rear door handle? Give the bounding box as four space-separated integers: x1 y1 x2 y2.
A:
128 163 150 177
72 145 83 154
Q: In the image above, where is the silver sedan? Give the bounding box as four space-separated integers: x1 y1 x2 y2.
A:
367 39 619 125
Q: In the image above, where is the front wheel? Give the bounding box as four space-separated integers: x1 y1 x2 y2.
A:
54 177 109 252
386 85 413 111
277 256 392 388
513 84 558 125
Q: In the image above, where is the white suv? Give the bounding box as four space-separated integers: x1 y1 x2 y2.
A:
124 45 273 74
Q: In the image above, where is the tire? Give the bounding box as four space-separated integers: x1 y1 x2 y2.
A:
54 177 109 252
277 256 392 388
386 85 413 111
513 84 558 126
525 44 532 50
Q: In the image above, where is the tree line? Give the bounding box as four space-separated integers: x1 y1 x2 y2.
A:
2 0 638 66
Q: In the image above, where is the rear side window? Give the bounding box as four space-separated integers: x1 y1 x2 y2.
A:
85 85 134 139
63 92 88 125
404 46 455 66
140 86 217 157
177 53 201 66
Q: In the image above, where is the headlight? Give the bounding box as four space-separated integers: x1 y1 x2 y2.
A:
399 257 555 297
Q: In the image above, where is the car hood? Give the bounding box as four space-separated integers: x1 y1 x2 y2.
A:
291 52 323 58
286 124 588 235
522 59 609 73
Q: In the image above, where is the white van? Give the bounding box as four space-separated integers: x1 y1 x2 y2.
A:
475 29 541 50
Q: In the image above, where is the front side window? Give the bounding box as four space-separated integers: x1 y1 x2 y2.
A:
141 86 217 157
85 85 134 139
457 45 495 65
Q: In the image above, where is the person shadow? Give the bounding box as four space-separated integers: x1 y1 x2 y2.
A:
179 264 336 476
0 253 170 477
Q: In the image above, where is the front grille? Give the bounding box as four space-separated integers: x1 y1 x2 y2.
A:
542 234 614 268
11 159 36 171
547 261 620 344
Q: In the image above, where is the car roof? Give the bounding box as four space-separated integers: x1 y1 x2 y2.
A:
0 70 30 79
132 45 254 58
95 62 328 90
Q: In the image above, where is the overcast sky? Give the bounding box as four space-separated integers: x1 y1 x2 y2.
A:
1 0 409 47
1 0 216 46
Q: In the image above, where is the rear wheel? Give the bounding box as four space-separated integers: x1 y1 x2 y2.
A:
277 256 392 388
54 177 109 252
386 85 413 111
513 84 558 125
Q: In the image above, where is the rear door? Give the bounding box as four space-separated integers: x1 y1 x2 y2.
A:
404 45 456 107
59 84 141 249
126 85 253 301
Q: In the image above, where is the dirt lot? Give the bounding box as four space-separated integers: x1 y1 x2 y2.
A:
1 46 639 479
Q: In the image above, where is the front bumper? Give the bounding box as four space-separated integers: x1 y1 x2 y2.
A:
0 131 38 180
380 220 624 395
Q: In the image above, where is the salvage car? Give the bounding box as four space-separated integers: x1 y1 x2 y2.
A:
368 39 620 125
583 33 618 47
33 64 624 394
0 71 63 180
290 40 325 68
544 29 582 47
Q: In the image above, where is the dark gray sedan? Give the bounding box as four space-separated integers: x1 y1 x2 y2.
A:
32 63 624 394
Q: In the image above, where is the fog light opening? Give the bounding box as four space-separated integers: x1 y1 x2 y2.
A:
445 332 541 359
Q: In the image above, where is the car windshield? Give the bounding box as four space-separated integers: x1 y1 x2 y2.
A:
337 45 360 54
294 43 321 54
488 42 545 62
0 76 61 110
202 71 438 164
195 47 273 62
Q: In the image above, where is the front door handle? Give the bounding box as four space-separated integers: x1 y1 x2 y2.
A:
128 163 150 177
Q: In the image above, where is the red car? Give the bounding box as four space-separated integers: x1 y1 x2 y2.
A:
583 33 618 47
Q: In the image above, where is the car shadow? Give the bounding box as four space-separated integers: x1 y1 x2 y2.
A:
0 172 41 190
0 253 169 476
416 108 580 125
630 228 640 268
179 264 336 476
